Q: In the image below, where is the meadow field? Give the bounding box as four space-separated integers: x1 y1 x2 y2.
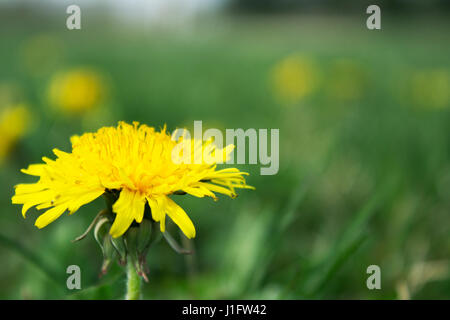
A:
1 11 450 299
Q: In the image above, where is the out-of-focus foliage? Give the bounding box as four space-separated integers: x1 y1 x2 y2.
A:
228 0 450 14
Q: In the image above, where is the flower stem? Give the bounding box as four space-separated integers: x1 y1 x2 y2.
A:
125 260 141 300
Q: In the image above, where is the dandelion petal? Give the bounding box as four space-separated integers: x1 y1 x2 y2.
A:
165 197 196 239
110 188 145 238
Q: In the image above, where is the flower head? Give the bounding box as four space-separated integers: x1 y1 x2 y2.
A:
48 68 106 114
326 59 367 102
0 104 31 163
408 68 450 110
271 54 319 105
12 122 253 239
20 34 63 77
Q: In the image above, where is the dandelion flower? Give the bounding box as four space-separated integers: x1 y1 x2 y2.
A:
12 121 253 239
0 104 31 163
326 59 367 102
271 54 319 105
48 68 106 114
20 34 63 77
409 69 450 110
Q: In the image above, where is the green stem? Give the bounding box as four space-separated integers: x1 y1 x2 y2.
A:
125 260 142 300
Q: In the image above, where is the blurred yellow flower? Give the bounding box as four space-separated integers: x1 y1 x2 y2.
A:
326 59 367 102
0 105 31 163
20 34 64 77
12 121 253 239
409 69 450 110
271 54 319 105
48 68 106 114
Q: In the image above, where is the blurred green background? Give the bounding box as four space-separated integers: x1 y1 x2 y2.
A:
1 0 450 299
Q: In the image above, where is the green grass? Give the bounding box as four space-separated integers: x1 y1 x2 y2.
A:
1 13 450 299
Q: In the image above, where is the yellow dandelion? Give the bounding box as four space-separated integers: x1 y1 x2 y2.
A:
0 104 31 163
326 59 367 102
271 54 319 105
20 34 64 77
12 121 253 239
409 69 450 110
48 68 106 114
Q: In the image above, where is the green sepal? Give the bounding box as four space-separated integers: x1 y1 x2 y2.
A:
94 217 111 253
111 236 127 265
137 219 152 253
124 219 153 282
